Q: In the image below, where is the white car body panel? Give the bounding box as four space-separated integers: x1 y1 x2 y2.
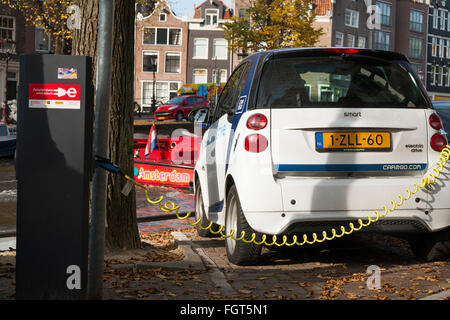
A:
194 50 450 237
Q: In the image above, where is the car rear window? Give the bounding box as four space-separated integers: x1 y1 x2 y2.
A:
256 55 428 109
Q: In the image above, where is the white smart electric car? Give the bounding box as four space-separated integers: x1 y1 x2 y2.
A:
191 48 450 265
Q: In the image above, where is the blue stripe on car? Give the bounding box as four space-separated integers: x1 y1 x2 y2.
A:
275 163 428 172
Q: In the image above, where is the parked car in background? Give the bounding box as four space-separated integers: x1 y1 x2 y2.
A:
0 124 16 157
432 100 450 133
154 95 208 121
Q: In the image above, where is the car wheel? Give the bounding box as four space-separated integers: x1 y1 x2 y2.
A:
195 181 219 238
225 185 262 265
176 112 184 121
408 228 450 262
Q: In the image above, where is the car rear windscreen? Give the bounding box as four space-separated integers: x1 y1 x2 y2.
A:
256 55 428 109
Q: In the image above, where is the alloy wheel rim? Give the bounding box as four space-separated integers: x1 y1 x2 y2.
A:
225 194 238 254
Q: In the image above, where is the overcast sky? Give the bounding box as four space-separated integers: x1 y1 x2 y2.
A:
169 0 233 18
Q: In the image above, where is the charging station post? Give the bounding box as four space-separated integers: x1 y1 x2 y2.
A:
15 54 93 300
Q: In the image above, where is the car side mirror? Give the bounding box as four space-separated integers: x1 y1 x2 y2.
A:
188 108 210 125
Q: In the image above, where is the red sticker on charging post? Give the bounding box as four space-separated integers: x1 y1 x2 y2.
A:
29 83 81 109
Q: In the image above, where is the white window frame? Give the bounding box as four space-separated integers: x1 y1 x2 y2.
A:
164 52 181 74
357 36 366 48
430 64 436 86
335 32 344 47
439 9 446 30
159 13 166 22
346 34 356 47
0 15 15 53
193 38 209 59
431 37 437 57
437 65 443 86
192 68 208 84
35 26 51 52
142 27 182 46
439 38 445 58
142 51 159 73
212 38 228 60
141 81 181 107
432 8 438 29
345 9 359 28
212 69 227 84
205 9 219 26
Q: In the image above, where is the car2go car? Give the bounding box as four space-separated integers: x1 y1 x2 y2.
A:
193 48 450 265
154 95 207 121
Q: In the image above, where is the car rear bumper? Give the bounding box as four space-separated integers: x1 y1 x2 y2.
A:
154 112 175 119
243 208 450 235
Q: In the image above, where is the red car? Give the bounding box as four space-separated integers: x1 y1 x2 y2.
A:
154 95 208 121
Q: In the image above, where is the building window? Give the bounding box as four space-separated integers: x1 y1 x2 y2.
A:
159 13 166 22
357 36 366 48
411 63 423 81
164 52 181 74
143 28 181 46
335 32 344 47
0 16 15 52
374 30 390 51
35 27 50 52
410 10 424 33
142 81 180 106
193 38 208 59
409 37 423 59
156 28 168 45
447 40 450 59
213 39 228 60
430 65 436 85
431 37 437 57
431 8 438 29
212 69 227 84
143 28 155 45
345 9 359 28
168 29 181 45
437 65 443 86
376 1 392 27
142 51 158 73
193 69 207 84
438 38 445 58
205 9 219 26
346 34 355 47
439 9 446 30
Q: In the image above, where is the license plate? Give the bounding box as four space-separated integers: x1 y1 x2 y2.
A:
158 117 166 120
316 132 391 152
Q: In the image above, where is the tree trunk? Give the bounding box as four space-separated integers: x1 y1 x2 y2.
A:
105 0 140 249
71 0 99 82
71 0 140 250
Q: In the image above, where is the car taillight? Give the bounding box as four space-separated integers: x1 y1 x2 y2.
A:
247 113 268 130
430 133 448 152
429 113 443 130
244 134 268 153
326 48 360 54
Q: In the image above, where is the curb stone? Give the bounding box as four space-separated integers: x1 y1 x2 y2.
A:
419 289 450 300
187 236 235 296
110 231 205 272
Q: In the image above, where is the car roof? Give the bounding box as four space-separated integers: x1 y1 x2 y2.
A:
243 47 408 63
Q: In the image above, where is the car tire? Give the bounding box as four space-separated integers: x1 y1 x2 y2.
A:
225 185 262 266
408 228 450 262
195 181 220 238
176 112 184 121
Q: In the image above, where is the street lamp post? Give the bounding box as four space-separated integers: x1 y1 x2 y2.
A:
150 55 157 114
1 39 16 124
